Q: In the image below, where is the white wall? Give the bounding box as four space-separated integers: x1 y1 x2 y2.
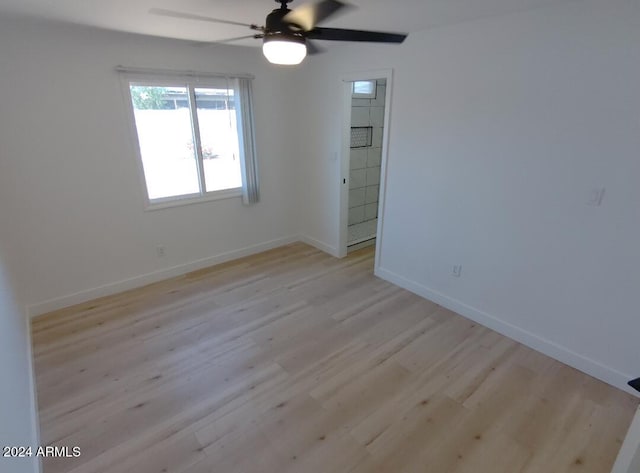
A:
293 0 640 394
0 262 39 473
0 17 300 316
0 244 39 472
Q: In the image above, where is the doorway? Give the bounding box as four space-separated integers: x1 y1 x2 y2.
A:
338 70 393 265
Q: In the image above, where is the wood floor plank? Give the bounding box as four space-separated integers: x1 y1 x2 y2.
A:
32 242 638 473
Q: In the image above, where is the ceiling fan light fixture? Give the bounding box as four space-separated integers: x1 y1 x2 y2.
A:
151 0 408 66
262 35 307 65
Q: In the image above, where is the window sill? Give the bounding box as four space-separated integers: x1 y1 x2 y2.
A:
144 188 242 211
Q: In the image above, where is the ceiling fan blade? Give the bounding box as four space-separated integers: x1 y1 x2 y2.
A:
217 35 263 44
149 8 255 28
306 27 407 43
283 0 349 32
194 35 263 47
305 40 324 55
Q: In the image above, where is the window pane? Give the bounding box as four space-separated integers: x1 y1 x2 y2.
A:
130 85 200 200
353 80 375 96
194 88 243 192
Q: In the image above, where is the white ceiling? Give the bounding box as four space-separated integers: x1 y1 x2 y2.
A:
0 0 576 47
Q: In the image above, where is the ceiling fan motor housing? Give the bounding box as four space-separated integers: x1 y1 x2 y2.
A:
264 5 305 43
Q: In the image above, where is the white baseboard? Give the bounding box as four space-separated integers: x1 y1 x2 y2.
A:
29 236 632 396
375 266 638 397
298 235 340 258
28 235 300 318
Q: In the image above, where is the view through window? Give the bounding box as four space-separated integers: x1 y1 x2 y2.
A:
128 82 243 202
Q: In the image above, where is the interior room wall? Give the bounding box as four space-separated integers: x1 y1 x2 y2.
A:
0 16 300 316
0 237 39 473
292 0 640 393
0 264 38 473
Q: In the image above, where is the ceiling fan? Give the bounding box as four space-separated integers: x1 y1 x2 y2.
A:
150 0 408 65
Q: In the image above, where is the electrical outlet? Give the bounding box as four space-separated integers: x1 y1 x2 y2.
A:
452 265 462 278
156 245 166 258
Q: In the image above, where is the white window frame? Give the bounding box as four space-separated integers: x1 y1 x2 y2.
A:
121 71 251 210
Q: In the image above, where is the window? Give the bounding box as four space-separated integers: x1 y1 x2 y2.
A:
352 80 376 98
122 71 259 208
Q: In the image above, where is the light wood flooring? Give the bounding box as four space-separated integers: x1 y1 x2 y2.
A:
32 243 638 473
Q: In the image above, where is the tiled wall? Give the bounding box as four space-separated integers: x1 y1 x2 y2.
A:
348 79 386 244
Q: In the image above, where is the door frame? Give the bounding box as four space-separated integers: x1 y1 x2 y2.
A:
612 405 640 473
338 68 394 274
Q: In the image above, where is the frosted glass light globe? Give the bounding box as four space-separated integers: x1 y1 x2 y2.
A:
263 40 307 65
